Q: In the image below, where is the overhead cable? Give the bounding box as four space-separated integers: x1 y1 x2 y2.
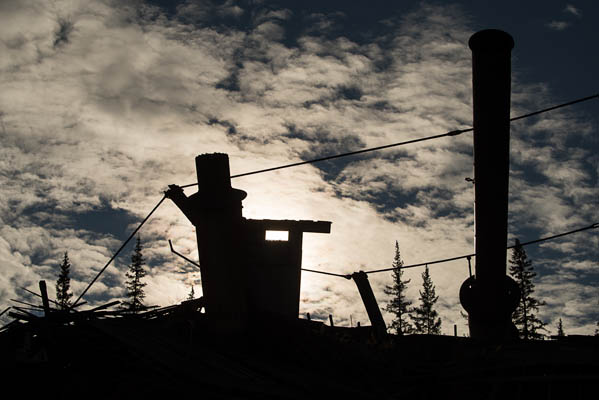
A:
362 222 598 274
71 195 167 308
300 268 349 278
70 94 599 301
300 223 597 277
180 93 598 188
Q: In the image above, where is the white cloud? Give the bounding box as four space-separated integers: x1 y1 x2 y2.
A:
564 4 582 17
547 21 570 30
1 1 597 334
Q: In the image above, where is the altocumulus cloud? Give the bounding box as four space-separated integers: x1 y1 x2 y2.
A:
0 0 597 334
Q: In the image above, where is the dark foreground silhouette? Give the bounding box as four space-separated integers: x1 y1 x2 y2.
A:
2 305 599 399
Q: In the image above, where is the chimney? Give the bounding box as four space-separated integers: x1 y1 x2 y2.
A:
460 30 520 341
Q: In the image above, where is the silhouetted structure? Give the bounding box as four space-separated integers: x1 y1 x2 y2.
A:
3 29 599 399
459 29 520 341
351 271 387 339
165 153 330 332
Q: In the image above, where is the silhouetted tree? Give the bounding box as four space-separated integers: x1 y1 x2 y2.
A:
411 265 442 334
187 285 195 301
121 237 147 313
556 318 565 337
55 252 73 310
509 239 547 340
384 241 413 335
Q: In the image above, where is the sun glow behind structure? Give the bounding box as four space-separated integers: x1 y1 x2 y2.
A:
0 0 597 335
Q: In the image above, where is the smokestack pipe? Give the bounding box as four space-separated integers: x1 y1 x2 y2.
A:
460 30 519 341
470 29 513 288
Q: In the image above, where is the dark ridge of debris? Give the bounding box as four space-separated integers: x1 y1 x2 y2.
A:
2 299 599 399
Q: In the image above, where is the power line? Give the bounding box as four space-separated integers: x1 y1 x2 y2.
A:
180 93 598 188
361 222 598 275
71 195 167 308
300 268 349 278
71 94 598 301
510 93 598 122
300 223 597 277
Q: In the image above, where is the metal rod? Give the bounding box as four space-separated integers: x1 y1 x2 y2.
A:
20 287 62 308
13 306 43 314
84 300 121 313
467 256 472 278
168 240 201 269
72 195 167 308
10 299 43 309
0 307 11 318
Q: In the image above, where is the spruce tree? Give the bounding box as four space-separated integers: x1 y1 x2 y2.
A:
121 236 147 313
509 239 547 340
384 241 413 335
55 252 73 310
556 318 565 337
411 265 442 334
187 285 195 301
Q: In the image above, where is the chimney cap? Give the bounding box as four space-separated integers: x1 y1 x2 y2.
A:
469 29 514 53
195 153 247 201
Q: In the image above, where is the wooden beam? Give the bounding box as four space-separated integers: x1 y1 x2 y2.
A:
39 281 51 317
250 219 331 233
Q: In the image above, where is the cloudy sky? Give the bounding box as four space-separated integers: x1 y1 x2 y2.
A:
1 0 597 335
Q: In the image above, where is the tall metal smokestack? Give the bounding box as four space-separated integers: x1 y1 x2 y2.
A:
460 30 520 341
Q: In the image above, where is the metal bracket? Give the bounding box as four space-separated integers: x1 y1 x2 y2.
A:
168 240 201 269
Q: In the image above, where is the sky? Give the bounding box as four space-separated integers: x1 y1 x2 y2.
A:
1 0 597 335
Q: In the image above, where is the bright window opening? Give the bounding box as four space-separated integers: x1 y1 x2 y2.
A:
265 230 289 241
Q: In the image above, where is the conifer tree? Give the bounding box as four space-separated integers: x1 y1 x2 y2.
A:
187 285 195 301
509 239 547 340
556 318 565 337
55 252 73 310
411 265 442 334
384 241 413 335
121 236 147 313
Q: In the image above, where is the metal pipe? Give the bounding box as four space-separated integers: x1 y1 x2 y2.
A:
461 29 517 341
470 29 514 285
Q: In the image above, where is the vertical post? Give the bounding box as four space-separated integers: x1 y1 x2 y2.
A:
329 314 334 327
39 281 50 317
351 271 387 339
460 29 519 341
